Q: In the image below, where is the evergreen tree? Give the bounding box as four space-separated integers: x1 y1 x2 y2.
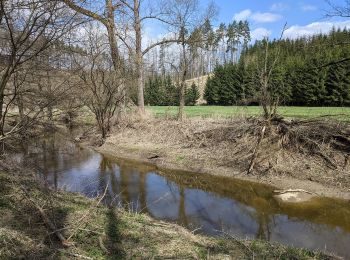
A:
144 76 179 106
163 76 179 106
204 29 350 107
185 82 200 105
325 62 350 106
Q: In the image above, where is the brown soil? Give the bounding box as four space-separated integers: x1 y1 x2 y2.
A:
95 116 350 200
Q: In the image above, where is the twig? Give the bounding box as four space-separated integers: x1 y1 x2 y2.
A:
21 189 72 247
214 229 254 256
58 250 93 260
98 236 108 253
67 184 109 241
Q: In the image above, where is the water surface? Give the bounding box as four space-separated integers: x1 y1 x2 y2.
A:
14 132 350 258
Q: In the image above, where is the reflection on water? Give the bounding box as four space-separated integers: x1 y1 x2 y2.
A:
13 132 350 258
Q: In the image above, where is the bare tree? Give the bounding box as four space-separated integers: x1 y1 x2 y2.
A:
61 0 124 91
255 24 287 120
164 0 216 120
117 0 182 115
72 25 123 139
0 0 77 138
326 0 350 17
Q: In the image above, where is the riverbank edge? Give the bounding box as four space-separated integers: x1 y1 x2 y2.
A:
97 142 350 201
0 169 332 259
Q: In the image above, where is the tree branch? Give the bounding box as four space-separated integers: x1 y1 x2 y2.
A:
60 0 107 25
142 38 180 56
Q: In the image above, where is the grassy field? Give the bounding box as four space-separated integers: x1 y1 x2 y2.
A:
146 106 350 121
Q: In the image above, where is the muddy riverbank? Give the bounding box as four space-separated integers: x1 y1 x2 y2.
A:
96 117 350 200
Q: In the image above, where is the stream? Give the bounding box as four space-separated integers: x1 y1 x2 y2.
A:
12 131 350 258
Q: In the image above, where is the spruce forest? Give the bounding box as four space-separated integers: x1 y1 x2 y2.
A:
205 29 350 106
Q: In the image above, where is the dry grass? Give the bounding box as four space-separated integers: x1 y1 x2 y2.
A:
103 115 350 194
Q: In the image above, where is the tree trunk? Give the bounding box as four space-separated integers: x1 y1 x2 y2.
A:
134 0 145 115
106 0 120 72
178 81 185 121
106 0 127 118
0 69 12 136
178 41 187 121
17 95 24 120
0 94 4 136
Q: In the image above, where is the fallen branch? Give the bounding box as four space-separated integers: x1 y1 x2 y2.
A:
21 189 72 247
98 236 108 253
58 250 93 260
273 189 316 195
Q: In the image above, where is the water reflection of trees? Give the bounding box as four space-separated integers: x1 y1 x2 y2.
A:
103 159 280 239
17 133 93 190
99 156 116 203
100 158 148 212
102 160 350 259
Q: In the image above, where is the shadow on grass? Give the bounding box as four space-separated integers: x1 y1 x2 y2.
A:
106 207 125 259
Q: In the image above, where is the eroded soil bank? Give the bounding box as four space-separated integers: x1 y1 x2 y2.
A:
96 117 350 200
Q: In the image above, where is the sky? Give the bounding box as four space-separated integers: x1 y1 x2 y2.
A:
145 0 350 42
207 0 350 41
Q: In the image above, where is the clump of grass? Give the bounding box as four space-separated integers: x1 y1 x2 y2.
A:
176 155 185 161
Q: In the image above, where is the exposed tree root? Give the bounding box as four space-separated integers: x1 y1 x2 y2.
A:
271 117 350 168
247 125 266 174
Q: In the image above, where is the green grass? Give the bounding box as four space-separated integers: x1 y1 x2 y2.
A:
146 106 350 121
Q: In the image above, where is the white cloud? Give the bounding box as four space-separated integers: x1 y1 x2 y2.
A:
284 20 350 39
251 12 282 23
270 2 289 12
234 9 252 21
300 4 317 11
233 9 282 23
251 27 272 41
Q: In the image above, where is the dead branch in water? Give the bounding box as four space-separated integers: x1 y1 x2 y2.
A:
273 189 316 195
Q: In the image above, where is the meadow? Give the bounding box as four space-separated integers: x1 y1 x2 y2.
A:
146 106 350 121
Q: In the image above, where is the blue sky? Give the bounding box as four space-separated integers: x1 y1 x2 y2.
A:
144 0 350 42
203 0 350 40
